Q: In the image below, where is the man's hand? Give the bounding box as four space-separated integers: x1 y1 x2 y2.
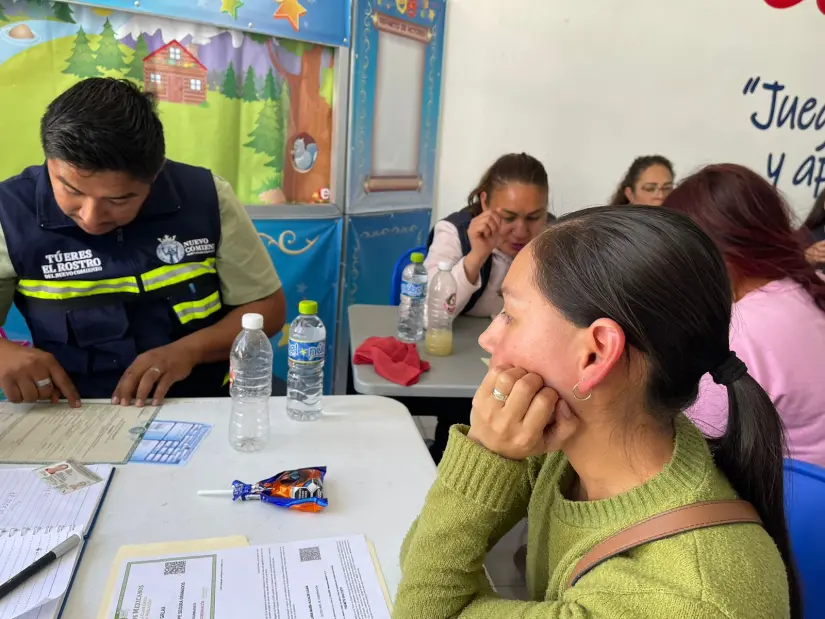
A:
112 342 199 407
0 340 80 406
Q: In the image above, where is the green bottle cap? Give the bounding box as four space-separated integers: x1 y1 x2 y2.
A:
410 252 425 263
298 300 318 315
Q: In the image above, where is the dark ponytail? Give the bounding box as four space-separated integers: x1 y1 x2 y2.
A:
467 153 548 216
710 373 800 618
533 206 801 618
610 155 674 205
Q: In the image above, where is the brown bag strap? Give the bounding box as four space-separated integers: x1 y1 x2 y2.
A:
567 500 762 588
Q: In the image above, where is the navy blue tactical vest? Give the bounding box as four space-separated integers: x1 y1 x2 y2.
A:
0 161 229 398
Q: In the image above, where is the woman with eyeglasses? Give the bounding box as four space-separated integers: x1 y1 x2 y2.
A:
610 155 674 206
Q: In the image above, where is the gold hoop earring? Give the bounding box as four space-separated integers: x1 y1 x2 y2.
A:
572 381 592 402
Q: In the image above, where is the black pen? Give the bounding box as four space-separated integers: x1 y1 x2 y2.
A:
0 533 82 600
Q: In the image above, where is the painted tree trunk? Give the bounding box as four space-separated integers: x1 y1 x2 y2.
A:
268 43 332 204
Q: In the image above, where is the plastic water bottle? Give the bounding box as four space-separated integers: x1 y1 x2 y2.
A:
287 300 326 422
397 251 428 342
426 261 457 356
228 313 273 452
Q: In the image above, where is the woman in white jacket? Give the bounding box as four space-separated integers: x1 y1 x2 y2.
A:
426 153 551 318
422 154 551 462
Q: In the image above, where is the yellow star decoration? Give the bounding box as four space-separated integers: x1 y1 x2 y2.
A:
278 324 289 348
220 0 244 20
274 0 307 31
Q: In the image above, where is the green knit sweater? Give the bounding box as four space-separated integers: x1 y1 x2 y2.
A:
394 415 789 619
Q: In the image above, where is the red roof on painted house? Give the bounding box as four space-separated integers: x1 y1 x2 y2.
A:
143 39 207 71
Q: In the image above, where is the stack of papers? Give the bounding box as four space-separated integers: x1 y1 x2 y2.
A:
103 534 391 619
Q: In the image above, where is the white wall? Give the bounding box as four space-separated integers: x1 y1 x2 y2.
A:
434 0 825 223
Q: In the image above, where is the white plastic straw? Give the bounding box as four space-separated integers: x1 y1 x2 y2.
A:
197 490 233 497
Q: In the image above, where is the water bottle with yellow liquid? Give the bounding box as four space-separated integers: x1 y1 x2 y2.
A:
425 261 457 356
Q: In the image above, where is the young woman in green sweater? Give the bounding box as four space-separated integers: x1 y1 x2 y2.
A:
394 206 800 619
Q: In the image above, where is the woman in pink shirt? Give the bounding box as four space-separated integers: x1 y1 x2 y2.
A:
425 153 551 318
665 164 825 467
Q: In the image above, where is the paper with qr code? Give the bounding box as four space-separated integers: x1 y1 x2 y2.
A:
34 459 102 494
106 535 390 619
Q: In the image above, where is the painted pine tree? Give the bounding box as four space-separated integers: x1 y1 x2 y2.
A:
221 63 240 99
126 34 149 82
241 66 258 102
96 18 127 72
0 4 7 22
246 100 285 172
63 27 100 78
262 69 277 101
52 2 75 23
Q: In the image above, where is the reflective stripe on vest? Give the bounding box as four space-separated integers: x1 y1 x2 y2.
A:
141 258 217 292
17 276 140 299
173 291 222 325
17 258 218 301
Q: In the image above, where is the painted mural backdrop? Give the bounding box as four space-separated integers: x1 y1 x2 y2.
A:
0 0 334 204
64 0 351 47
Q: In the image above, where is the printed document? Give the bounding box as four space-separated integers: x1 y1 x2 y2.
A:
0 403 157 464
106 535 390 619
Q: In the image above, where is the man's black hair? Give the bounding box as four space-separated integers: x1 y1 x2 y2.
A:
40 78 165 183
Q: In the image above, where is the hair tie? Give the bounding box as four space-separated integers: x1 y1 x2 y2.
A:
710 352 748 386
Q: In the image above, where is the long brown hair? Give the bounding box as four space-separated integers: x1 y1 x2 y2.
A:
467 153 548 216
802 191 825 233
610 155 674 205
665 163 825 312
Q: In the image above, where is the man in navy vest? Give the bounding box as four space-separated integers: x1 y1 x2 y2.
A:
0 78 286 407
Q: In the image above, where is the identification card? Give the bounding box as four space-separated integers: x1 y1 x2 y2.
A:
34 459 103 494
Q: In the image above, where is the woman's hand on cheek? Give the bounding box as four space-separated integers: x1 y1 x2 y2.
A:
468 367 563 460
541 398 578 453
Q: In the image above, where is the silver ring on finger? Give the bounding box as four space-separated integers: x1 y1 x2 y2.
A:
148 367 162 375
492 387 508 402
35 378 52 389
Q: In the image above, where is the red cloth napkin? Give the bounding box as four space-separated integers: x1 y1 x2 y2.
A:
354 336 431 386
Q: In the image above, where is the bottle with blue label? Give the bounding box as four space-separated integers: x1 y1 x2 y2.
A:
287 300 326 422
397 251 428 342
